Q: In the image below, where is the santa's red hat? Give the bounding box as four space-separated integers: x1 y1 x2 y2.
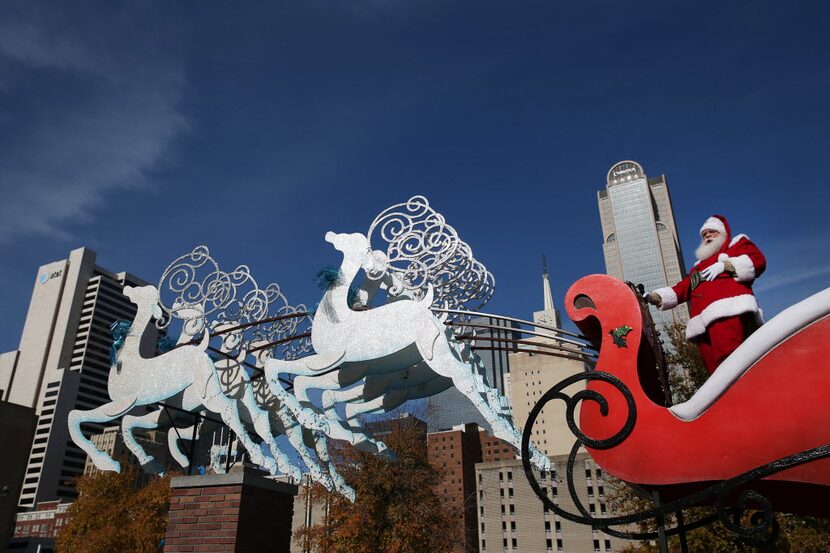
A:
699 215 729 238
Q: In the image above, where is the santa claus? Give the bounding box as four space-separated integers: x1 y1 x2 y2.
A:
647 215 766 374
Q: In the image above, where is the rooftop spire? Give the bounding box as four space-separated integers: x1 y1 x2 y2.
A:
542 255 554 311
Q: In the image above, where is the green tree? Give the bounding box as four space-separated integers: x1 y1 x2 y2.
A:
56 461 170 553
294 416 461 553
610 324 830 552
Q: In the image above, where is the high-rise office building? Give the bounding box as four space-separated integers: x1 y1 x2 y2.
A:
0 248 151 508
598 160 689 329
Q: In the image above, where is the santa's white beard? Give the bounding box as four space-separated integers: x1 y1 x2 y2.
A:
695 234 727 261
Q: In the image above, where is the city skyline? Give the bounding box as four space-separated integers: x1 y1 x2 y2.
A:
2 2 829 353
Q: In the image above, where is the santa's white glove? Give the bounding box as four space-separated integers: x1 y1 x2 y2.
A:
700 262 725 281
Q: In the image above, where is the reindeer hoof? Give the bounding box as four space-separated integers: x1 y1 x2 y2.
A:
141 458 165 475
95 456 121 473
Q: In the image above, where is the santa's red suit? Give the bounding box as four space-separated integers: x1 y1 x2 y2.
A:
652 215 766 374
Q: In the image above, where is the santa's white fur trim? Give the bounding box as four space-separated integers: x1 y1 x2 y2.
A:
700 217 726 237
729 254 756 282
653 287 678 310
670 286 830 421
729 234 748 247
685 294 762 339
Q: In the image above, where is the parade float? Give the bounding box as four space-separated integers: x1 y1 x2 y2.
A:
67 195 829 551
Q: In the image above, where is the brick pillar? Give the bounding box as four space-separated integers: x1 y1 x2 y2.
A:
163 467 298 553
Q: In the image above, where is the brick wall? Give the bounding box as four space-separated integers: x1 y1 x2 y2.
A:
163 468 297 553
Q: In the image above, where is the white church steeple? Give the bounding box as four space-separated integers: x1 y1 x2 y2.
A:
534 255 561 328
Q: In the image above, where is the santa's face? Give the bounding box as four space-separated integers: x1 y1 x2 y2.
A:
695 229 726 261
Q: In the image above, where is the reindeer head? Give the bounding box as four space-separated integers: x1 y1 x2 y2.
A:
325 231 375 271
123 285 164 320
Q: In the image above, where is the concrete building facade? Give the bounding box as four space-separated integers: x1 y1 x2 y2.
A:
507 259 589 458
476 454 624 553
0 248 151 508
597 160 689 330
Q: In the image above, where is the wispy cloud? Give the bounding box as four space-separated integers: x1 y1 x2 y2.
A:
754 264 830 293
0 5 187 242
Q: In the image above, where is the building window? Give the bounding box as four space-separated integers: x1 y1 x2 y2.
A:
512 538 517 548
605 539 612 551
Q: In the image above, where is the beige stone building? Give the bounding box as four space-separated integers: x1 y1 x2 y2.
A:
507 259 590 458
476 454 626 553
0 248 152 509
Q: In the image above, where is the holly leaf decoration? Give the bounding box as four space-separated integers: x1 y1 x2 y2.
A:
609 325 633 348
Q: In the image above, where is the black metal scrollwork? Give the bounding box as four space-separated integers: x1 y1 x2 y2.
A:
520 370 830 549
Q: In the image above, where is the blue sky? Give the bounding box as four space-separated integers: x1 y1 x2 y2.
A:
1 1 829 351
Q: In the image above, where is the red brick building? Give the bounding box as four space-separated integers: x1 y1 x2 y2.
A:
10 499 71 552
479 429 518 463
427 423 516 552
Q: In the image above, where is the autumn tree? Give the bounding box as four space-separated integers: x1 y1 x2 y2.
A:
610 323 830 552
57 461 170 553
294 415 461 553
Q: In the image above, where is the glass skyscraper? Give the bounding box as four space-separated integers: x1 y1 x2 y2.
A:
597 161 689 329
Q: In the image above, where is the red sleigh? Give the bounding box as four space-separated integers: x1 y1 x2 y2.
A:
564 274 830 518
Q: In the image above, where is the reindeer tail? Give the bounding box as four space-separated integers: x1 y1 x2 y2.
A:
420 284 435 307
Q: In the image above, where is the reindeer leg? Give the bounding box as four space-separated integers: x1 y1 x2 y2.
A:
239 384 302 481
68 397 136 473
121 409 166 475
312 430 355 502
429 343 552 471
168 423 195 469
293 370 344 405
271 404 334 491
322 383 366 420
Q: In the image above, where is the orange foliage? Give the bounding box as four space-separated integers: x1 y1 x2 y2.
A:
295 417 461 553
56 461 170 553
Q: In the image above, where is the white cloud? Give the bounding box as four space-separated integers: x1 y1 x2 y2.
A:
0 5 188 242
754 264 830 293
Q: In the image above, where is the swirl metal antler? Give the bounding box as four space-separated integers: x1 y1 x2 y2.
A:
157 247 312 359
367 195 495 314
